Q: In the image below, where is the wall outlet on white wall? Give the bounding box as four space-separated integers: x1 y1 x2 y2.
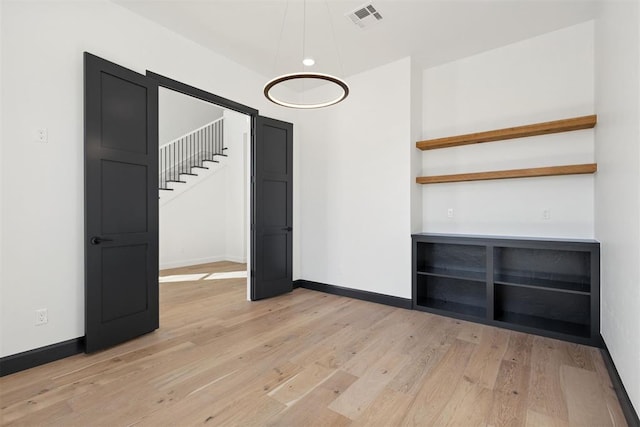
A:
543 209 551 220
35 128 48 143
35 308 48 325
447 208 454 219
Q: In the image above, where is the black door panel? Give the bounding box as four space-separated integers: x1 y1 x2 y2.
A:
252 116 293 300
84 53 159 353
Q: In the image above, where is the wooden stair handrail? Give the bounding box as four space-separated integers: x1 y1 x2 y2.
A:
416 163 597 184
416 115 597 151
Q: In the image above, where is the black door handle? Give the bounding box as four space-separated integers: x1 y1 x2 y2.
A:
90 236 113 245
282 227 292 232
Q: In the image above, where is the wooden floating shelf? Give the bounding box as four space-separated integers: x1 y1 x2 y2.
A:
416 163 597 184
416 114 597 151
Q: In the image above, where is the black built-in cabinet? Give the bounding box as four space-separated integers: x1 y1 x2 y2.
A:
412 233 600 346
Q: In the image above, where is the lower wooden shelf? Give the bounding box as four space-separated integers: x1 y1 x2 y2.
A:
416 163 597 184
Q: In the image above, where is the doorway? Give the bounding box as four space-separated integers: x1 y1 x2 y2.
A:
156 87 251 301
84 53 294 352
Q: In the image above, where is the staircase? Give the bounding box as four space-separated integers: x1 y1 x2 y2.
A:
159 117 227 194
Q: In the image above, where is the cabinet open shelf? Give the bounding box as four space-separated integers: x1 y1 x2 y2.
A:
415 274 486 320
412 234 600 346
494 245 591 293
494 274 589 294
416 114 597 150
416 163 597 184
416 297 486 319
417 267 485 282
495 311 591 338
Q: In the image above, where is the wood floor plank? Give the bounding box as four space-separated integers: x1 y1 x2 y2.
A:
266 370 356 427
401 338 477 425
560 365 616 427
268 362 335 406
148 362 294 427
502 331 534 366
591 347 629 426
2 400 72 427
486 360 531 426
350 387 415 427
387 315 459 395
2 341 197 424
432 378 494 426
525 408 570 427
287 301 406 373
457 321 485 344
338 310 420 378
328 350 411 420
526 336 571 421
463 326 510 389
0 261 627 426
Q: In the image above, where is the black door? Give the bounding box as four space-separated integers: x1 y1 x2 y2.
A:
84 53 159 353
251 116 293 300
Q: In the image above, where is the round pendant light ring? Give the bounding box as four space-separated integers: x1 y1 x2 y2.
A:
264 72 349 109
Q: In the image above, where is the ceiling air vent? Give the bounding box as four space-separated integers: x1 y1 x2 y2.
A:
346 3 383 29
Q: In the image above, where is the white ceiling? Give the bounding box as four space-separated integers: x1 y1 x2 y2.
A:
113 0 598 80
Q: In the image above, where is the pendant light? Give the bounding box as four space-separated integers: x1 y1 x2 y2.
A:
264 0 349 109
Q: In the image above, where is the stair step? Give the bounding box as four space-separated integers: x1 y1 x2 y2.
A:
159 188 174 191
180 173 198 176
166 180 187 183
192 166 209 170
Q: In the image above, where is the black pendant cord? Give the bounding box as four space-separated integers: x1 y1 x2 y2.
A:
301 0 307 96
264 0 349 109
302 0 307 73
271 0 290 77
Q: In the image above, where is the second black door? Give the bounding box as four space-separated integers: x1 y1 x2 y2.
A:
252 116 293 300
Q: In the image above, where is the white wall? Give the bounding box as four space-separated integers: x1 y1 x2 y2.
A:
410 58 423 234
0 0 5 354
594 0 640 413
0 0 297 357
159 164 228 269
159 87 223 145
223 110 250 264
421 22 595 238
298 57 413 298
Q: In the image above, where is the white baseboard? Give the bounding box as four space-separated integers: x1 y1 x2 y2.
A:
159 255 226 270
159 255 247 270
224 254 247 264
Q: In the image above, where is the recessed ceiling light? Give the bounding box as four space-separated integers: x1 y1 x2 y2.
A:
302 58 315 67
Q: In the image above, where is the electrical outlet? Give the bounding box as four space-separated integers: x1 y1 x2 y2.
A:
35 308 48 325
35 128 48 143
447 208 454 219
543 209 551 220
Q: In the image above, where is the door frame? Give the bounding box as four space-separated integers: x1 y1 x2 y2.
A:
145 71 258 299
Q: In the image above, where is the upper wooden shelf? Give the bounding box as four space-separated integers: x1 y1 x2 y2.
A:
416 114 597 151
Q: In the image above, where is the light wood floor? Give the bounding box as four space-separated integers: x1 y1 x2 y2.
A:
0 262 627 426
